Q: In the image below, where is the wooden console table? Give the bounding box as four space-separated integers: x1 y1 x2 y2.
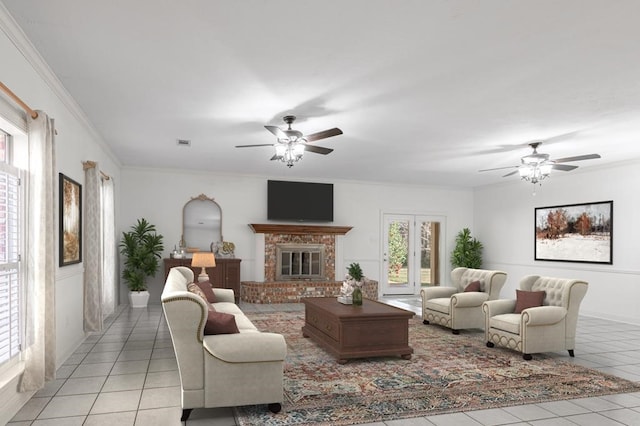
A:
163 258 241 303
301 297 414 364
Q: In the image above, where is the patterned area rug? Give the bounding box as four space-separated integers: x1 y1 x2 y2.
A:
234 310 640 426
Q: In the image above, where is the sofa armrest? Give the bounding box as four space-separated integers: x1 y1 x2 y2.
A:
421 287 457 300
212 288 235 303
451 291 489 308
522 306 567 326
482 299 517 317
203 332 287 363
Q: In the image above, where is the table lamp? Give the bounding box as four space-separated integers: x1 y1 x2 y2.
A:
191 252 216 282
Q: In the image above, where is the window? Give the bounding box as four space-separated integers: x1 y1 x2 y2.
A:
0 128 22 365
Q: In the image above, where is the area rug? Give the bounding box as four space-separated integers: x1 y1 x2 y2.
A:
234 310 640 426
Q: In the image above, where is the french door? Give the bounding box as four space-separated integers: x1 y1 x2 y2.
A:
381 214 444 295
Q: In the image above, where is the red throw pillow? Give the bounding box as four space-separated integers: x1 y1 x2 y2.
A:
514 290 546 314
464 280 482 292
195 280 216 303
204 311 239 335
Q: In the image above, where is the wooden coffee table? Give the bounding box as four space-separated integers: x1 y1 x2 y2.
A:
301 297 414 364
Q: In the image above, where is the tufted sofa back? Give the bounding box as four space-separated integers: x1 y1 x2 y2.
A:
451 267 507 300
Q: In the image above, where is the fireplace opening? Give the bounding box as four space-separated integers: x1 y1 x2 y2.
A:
276 244 325 280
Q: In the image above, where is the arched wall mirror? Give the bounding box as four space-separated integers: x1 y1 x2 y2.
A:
181 194 222 252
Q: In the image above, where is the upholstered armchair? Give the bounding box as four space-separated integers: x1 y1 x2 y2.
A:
421 267 507 334
482 275 588 360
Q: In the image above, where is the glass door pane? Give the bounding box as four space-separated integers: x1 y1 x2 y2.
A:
382 216 412 295
382 214 444 295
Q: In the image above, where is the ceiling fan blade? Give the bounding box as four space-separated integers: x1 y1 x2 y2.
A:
304 128 343 142
264 125 287 139
304 144 333 155
552 164 578 172
552 153 601 163
502 170 519 178
478 165 519 172
235 144 274 148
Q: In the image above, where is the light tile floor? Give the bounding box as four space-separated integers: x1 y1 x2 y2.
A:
9 296 640 426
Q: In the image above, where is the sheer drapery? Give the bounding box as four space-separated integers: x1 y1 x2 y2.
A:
101 177 116 318
83 165 102 332
19 111 56 392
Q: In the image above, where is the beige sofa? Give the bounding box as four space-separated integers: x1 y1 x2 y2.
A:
161 266 287 421
421 267 507 334
482 275 588 360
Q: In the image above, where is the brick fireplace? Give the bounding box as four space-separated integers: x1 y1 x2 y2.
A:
241 224 377 303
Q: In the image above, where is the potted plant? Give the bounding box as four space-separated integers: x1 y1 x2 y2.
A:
451 228 483 268
120 218 164 307
347 262 365 306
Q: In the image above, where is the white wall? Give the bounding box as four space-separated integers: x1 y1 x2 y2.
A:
474 160 640 324
1 8 121 423
120 168 475 304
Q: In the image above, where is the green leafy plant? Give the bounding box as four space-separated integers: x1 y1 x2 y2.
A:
120 218 164 292
347 262 364 282
451 228 483 268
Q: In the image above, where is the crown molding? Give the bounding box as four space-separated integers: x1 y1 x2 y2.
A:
0 4 121 167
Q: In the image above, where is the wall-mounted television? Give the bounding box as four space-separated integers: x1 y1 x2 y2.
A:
267 180 334 222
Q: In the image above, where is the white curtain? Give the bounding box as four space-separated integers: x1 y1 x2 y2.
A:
101 177 116 318
83 165 102 332
20 111 56 392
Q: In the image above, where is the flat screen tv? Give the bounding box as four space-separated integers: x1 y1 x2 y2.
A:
267 180 334 222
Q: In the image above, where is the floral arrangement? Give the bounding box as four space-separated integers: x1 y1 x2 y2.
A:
339 262 366 304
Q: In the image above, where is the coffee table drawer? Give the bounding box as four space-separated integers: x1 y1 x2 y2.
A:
306 309 340 341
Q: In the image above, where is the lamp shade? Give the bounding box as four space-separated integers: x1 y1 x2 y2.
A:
191 252 216 282
191 252 216 268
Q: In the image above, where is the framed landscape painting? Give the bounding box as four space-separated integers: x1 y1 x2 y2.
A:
534 200 613 264
59 173 82 266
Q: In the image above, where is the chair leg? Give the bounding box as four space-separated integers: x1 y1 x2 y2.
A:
486 341 494 348
423 319 429 325
181 409 193 421
523 353 533 361
568 349 575 357
452 329 460 335
268 403 282 413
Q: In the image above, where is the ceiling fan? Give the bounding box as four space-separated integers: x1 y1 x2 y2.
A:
479 142 601 184
235 115 343 167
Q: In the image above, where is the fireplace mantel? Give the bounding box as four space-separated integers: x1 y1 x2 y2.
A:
248 224 352 235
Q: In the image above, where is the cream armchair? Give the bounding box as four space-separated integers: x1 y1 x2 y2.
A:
482 275 588 360
421 268 507 334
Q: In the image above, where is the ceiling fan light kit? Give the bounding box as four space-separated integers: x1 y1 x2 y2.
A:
479 141 601 191
274 140 306 168
235 115 342 168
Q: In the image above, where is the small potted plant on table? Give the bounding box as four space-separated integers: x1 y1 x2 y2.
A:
347 262 365 306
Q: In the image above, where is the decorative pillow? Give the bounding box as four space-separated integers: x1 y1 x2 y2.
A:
204 311 240 335
464 280 482 292
514 290 546 313
187 282 209 305
195 280 216 303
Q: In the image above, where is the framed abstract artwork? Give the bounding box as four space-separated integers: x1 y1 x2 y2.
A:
59 173 82 266
534 200 613 264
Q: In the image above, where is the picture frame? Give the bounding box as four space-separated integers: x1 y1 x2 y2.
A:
59 173 82 266
534 200 613 264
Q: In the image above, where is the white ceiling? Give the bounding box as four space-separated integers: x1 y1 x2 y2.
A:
4 0 640 187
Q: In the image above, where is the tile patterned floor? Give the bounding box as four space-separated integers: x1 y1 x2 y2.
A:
9 296 640 425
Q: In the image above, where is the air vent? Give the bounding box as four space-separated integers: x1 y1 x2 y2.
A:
176 139 191 147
